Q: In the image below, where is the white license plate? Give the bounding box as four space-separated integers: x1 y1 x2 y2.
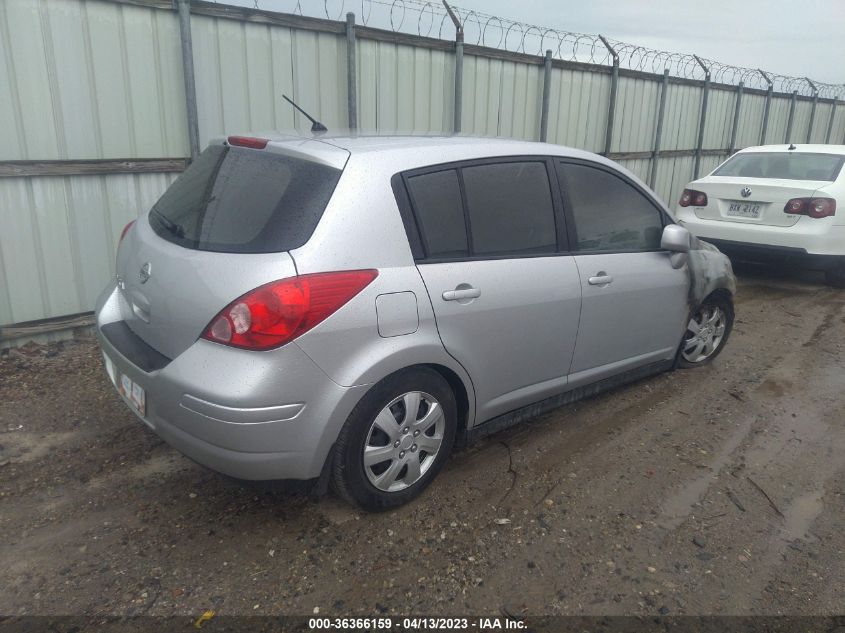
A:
119 373 146 417
727 201 761 218
102 352 146 416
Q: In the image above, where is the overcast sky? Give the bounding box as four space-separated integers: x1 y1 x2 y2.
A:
468 0 844 84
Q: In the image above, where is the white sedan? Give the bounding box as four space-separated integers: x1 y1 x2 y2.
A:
674 144 845 286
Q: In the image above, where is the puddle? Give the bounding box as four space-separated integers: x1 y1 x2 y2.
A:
756 378 791 398
781 489 824 542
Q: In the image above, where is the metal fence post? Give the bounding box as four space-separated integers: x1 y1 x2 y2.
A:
176 0 200 161
785 90 798 142
345 13 357 131
693 55 710 179
758 69 773 145
599 35 619 156
826 99 838 144
728 81 743 155
443 1 463 134
539 49 553 142
648 68 669 190
805 78 818 143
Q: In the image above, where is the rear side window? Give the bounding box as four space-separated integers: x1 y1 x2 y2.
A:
406 170 468 258
462 162 557 256
149 145 342 253
713 152 845 181
559 162 663 252
399 159 560 260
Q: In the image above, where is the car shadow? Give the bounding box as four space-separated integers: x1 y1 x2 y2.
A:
731 260 828 289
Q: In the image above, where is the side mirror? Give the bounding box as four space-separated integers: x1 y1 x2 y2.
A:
661 224 691 269
661 224 691 253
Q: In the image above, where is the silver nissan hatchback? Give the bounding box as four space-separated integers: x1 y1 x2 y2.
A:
95 134 736 510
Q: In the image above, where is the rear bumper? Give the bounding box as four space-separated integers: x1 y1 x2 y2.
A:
699 239 842 270
94 281 368 481
676 210 845 265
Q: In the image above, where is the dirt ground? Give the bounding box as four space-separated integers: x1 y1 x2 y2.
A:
2 263 845 618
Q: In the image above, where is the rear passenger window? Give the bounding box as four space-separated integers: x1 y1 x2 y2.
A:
406 170 468 258
462 162 556 255
559 163 663 252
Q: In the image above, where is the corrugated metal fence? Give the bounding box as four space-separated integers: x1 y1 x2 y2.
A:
1 0 844 344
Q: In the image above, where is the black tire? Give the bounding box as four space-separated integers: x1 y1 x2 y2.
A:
677 294 734 368
331 367 457 511
825 262 845 288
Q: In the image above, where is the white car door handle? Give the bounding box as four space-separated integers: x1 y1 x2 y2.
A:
442 287 481 301
588 274 613 286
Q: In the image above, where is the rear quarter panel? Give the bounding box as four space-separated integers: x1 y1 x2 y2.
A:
289 157 478 425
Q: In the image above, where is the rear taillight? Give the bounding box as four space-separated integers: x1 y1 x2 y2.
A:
679 189 708 207
202 270 378 350
784 197 836 219
227 135 268 149
119 220 135 246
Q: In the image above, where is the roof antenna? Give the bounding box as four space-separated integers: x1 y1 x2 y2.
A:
788 143 797 150
282 94 328 134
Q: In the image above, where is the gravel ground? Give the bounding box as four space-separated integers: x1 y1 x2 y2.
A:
1 264 844 618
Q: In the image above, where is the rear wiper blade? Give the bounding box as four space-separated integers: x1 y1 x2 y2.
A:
151 207 185 238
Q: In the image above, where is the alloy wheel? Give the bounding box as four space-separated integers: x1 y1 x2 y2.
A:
682 305 727 363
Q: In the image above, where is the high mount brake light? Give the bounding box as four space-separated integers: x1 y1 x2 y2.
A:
227 136 269 149
202 270 379 351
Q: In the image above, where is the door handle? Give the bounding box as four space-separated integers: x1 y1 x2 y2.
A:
442 287 481 301
588 273 613 286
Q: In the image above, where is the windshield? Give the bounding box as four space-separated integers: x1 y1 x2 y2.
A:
713 152 844 182
149 145 342 253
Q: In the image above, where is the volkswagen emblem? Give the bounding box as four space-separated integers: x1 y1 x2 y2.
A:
139 262 152 284
740 187 752 198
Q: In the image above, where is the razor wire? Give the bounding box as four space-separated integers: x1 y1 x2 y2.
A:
227 0 844 99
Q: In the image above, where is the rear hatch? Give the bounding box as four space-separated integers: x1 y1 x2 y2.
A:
690 151 844 227
116 139 349 360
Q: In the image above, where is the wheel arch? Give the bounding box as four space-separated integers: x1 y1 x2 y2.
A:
702 286 734 308
317 356 476 477
421 363 471 446
355 361 473 445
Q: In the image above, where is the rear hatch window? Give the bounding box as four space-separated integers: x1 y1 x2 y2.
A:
149 145 342 253
713 152 845 181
